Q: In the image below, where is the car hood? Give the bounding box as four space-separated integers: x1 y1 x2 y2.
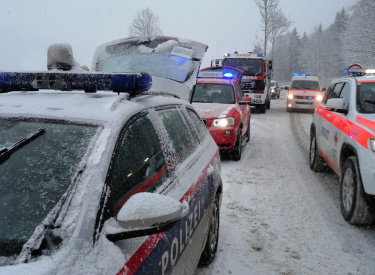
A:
192 103 237 120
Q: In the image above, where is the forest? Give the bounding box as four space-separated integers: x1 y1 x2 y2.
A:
270 0 375 87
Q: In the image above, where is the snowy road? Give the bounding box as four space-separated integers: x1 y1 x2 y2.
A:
197 91 375 275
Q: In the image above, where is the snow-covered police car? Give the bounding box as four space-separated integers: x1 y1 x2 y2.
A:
191 66 251 161
286 74 324 112
310 65 375 225
0 41 222 274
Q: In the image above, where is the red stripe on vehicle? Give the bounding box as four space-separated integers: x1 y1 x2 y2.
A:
315 107 375 149
319 149 340 173
118 151 220 275
356 116 375 133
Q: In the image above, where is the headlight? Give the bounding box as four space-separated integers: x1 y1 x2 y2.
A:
288 94 294 99
316 95 323 101
212 117 235 127
370 138 375 152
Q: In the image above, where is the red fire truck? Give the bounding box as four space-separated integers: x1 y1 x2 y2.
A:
217 52 272 113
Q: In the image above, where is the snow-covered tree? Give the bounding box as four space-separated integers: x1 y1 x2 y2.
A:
128 8 163 37
342 0 375 68
254 0 284 57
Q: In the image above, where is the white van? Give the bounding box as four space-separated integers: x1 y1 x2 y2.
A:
286 74 325 112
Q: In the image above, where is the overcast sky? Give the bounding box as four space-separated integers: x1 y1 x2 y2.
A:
0 0 354 71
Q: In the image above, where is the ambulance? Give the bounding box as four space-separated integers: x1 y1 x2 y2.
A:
286 74 325 112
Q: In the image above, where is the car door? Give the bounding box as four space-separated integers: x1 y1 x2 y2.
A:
235 82 250 137
99 105 220 274
315 82 343 171
326 81 351 169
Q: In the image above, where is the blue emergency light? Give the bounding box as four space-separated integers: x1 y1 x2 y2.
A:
223 72 234 78
293 73 299 76
257 54 264 57
0 71 152 94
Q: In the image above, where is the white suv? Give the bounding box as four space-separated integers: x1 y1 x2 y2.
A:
310 67 375 225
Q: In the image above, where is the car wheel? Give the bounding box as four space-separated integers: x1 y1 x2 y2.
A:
199 195 220 265
266 100 270 109
309 132 326 172
260 104 266 114
277 92 280 99
340 156 375 225
230 130 242 161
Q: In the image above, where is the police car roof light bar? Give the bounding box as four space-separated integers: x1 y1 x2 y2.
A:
0 71 152 94
348 68 375 76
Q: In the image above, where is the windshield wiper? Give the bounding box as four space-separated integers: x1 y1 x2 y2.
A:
365 99 375 105
0 127 45 165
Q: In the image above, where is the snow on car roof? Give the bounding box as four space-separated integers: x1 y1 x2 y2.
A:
0 90 189 124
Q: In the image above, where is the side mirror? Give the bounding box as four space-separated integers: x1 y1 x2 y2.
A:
326 98 348 114
284 86 289 90
321 88 326 92
104 193 189 242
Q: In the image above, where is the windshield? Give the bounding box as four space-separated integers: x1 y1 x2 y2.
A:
222 58 263 76
291 80 320 90
357 82 375 114
0 119 97 257
192 83 235 104
95 39 194 82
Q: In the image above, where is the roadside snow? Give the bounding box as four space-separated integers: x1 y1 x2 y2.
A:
197 91 375 275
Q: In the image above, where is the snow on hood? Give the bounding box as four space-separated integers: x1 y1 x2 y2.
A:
193 102 236 119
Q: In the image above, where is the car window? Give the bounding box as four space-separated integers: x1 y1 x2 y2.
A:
290 80 320 90
192 83 235 104
324 83 343 103
235 83 243 101
184 107 208 142
322 84 334 103
339 82 350 110
357 82 375 114
0 119 97 256
106 115 168 212
158 108 197 163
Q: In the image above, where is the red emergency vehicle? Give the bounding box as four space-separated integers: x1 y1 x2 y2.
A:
217 52 272 113
191 66 251 160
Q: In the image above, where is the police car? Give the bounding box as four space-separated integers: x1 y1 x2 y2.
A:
191 66 251 161
286 74 325 112
309 65 375 225
0 41 222 274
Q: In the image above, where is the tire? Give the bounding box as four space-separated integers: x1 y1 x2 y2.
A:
340 156 375 225
230 130 242 161
260 104 266 114
309 132 326 172
266 100 270 109
199 195 220 265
